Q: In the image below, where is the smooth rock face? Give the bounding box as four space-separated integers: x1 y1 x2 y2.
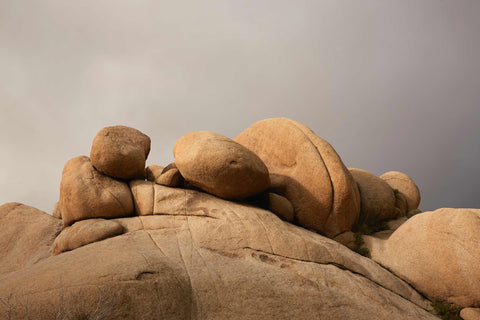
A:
380 171 421 211
52 219 124 255
59 156 134 227
0 203 61 274
461 308 480 320
364 208 480 307
147 163 183 187
173 131 270 199
0 193 435 320
90 125 151 179
268 193 294 222
235 118 360 238
52 201 62 219
349 168 397 224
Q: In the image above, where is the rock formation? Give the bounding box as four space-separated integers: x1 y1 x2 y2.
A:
234 118 360 238
1 118 477 319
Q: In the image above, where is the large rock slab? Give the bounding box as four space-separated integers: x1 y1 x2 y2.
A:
0 203 61 275
0 191 435 320
90 125 151 179
364 208 480 307
349 168 397 224
380 171 421 211
59 156 134 227
173 131 270 199
52 218 124 255
235 118 360 237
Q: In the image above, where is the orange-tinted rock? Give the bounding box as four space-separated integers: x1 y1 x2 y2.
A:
349 168 397 224
90 125 151 179
380 171 421 211
59 156 134 227
0 203 61 274
174 131 270 199
364 208 480 307
52 218 123 255
235 118 360 237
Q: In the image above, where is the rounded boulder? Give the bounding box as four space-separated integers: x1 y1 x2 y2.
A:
90 125 151 179
173 131 270 199
349 168 397 224
235 118 360 238
380 171 421 211
59 156 134 227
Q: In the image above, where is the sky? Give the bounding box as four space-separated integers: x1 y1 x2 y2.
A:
1 0 479 214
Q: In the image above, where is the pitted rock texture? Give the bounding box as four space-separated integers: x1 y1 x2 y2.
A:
90 125 151 179
52 218 124 255
0 192 436 320
380 171 421 211
364 208 480 307
235 118 360 237
174 131 270 199
349 168 397 224
0 203 61 274
59 156 134 227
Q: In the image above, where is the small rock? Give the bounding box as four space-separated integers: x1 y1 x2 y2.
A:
461 308 480 320
146 165 164 182
349 168 397 224
380 171 420 211
52 219 123 255
90 125 151 179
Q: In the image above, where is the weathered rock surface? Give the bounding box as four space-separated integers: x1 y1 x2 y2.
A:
59 156 134 227
235 118 360 238
174 131 270 199
461 308 480 320
349 168 397 224
0 191 436 320
52 218 124 255
364 208 480 307
90 125 151 179
268 192 294 222
52 201 62 219
0 203 61 274
394 191 408 217
146 163 183 187
145 164 164 182
380 171 421 211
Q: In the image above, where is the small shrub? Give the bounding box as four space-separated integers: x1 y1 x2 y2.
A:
431 301 461 320
353 232 370 257
393 189 400 195
353 219 390 236
407 209 423 218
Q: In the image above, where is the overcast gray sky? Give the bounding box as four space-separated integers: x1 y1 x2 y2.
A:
1 0 479 214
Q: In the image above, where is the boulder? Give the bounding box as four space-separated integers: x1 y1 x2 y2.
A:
380 171 421 211
268 193 294 222
145 164 164 182
146 163 183 187
59 156 134 227
364 208 480 307
0 203 61 275
235 118 360 238
349 168 397 224
52 219 124 255
173 131 270 199
461 308 480 320
0 192 435 319
90 125 151 179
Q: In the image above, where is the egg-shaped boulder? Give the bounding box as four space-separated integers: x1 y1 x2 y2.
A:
380 171 421 211
234 118 360 238
90 125 151 179
349 168 397 224
173 131 270 199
